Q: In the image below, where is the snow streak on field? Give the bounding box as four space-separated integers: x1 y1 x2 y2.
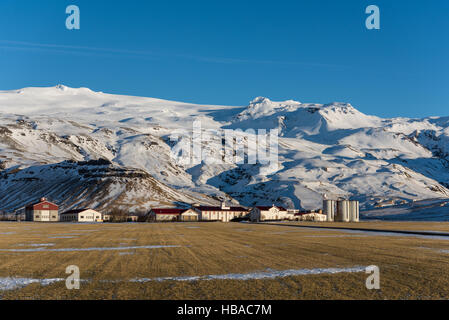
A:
0 244 182 252
131 266 368 282
0 85 449 219
0 277 64 291
0 267 368 291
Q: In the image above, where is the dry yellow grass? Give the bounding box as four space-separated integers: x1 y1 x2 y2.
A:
280 220 449 233
0 221 449 300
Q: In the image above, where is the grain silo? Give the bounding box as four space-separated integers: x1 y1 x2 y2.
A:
323 200 336 222
349 200 360 222
336 200 350 222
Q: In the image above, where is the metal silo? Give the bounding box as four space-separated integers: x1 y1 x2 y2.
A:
349 201 359 222
336 200 350 222
323 200 335 222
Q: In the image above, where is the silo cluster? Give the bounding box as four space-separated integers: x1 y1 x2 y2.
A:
323 199 359 222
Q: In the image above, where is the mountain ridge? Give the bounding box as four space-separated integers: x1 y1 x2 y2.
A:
1 85 448 218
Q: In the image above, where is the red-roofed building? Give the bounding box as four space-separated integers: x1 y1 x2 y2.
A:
193 203 249 222
25 197 59 222
148 208 199 222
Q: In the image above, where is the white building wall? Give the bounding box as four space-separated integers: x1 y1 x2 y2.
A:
61 209 102 222
297 213 327 222
155 214 179 221
78 210 103 222
251 207 290 221
197 210 247 222
40 210 50 222
32 210 59 222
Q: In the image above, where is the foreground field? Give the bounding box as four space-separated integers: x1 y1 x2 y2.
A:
279 220 449 233
1 221 449 300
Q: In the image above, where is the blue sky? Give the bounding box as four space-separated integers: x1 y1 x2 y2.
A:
0 0 448 118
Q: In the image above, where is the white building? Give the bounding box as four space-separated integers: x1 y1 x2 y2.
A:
60 209 103 222
250 205 292 222
148 208 199 222
25 198 59 222
194 203 249 222
294 212 327 222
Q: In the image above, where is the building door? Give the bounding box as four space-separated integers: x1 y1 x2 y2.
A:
42 210 50 221
40 210 50 221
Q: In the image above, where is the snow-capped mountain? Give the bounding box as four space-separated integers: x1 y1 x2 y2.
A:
1 85 448 216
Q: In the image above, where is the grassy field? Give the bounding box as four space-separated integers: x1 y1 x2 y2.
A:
277 220 449 232
1 220 449 300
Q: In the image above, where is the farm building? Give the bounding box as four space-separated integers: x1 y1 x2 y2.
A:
148 208 199 222
25 197 59 222
249 205 292 222
294 211 327 222
127 215 140 222
60 209 103 222
0 212 20 221
101 213 142 222
193 203 249 222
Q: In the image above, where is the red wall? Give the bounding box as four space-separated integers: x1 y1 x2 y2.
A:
32 201 58 211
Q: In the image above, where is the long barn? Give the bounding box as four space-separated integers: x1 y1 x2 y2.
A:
148 208 199 222
193 203 249 222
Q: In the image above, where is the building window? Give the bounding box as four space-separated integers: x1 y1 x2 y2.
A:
43 205 49 209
